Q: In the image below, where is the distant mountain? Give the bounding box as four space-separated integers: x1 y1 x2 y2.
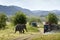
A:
0 5 60 16
0 5 33 16
50 10 60 15
32 10 49 16
32 10 60 16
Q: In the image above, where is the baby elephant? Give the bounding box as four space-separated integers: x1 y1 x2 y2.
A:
15 24 28 33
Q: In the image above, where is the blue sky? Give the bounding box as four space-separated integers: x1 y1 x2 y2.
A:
0 0 60 11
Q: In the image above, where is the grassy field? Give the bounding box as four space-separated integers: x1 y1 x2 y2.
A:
32 22 60 40
1 22 60 40
32 33 60 40
0 22 39 40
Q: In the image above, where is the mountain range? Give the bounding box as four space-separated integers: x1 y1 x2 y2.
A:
0 5 60 16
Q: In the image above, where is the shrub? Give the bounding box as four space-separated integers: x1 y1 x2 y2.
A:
46 13 58 24
0 13 7 29
28 17 41 25
12 11 27 25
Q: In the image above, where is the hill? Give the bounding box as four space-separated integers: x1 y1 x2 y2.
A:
0 5 33 16
0 5 60 16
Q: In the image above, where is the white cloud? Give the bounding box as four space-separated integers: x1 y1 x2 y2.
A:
0 0 60 10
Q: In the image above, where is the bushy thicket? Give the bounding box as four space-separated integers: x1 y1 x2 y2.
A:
0 13 7 29
28 17 41 25
46 13 58 24
12 11 27 25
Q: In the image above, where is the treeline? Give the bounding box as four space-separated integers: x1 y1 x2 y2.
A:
0 11 58 29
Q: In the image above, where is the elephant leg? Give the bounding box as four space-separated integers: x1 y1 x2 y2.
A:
19 30 22 33
22 29 24 33
24 27 27 32
25 29 28 32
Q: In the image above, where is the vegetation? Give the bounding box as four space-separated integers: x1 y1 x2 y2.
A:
32 33 60 40
28 17 41 25
0 22 20 40
0 22 39 40
46 13 58 24
11 11 27 25
0 11 39 40
0 11 60 40
27 23 39 32
0 13 7 29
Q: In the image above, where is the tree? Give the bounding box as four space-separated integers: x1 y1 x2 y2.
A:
0 13 7 29
12 11 27 25
28 17 41 25
46 13 58 24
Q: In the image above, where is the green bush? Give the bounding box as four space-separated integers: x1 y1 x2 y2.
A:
46 13 58 24
12 11 27 25
28 17 41 25
0 13 7 29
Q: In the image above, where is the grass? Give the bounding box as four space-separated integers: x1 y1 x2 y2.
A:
32 33 60 40
27 23 39 32
1 22 60 40
0 22 20 40
0 22 39 40
32 22 60 40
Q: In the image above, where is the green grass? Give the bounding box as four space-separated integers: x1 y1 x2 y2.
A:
27 23 39 32
0 22 39 40
32 33 60 40
0 22 20 40
32 22 60 40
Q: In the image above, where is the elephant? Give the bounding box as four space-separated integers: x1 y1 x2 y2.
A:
15 24 28 33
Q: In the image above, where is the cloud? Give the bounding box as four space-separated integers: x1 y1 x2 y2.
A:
0 0 60 10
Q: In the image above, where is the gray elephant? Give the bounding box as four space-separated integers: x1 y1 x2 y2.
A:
15 24 28 33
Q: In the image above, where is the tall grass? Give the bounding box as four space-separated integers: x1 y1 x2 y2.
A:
32 33 60 40
0 22 39 40
0 22 20 40
27 23 39 32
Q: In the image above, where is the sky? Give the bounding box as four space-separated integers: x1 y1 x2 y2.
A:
0 0 60 11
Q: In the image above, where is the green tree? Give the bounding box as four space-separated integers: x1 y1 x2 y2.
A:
46 13 58 24
0 13 7 29
12 11 27 25
28 17 41 25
